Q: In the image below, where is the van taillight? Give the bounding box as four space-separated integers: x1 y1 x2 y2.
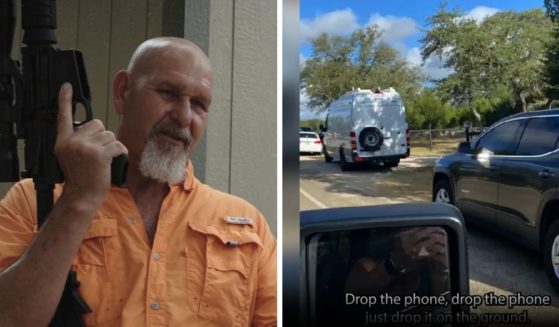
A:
350 131 357 149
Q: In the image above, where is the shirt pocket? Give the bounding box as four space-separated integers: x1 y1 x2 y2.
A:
186 223 263 326
73 219 120 326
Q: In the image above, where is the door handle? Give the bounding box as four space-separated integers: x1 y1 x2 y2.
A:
539 170 554 179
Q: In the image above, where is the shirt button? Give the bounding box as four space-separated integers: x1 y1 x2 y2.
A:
128 216 136 224
151 301 160 310
153 252 161 261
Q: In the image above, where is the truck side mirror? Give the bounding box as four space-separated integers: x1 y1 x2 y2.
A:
300 203 469 326
319 124 326 132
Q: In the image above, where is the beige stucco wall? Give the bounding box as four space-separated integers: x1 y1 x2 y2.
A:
1 0 277 234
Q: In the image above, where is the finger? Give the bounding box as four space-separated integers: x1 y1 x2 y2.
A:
90 130 116 146
425 243 445 254
416 236 446 250
103 141 128 158
415 233 445 245
56 83 74 141
75 119 105 135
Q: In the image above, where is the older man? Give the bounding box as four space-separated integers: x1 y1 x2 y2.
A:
0 37 276 326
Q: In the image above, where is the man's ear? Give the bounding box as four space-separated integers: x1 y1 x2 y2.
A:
113 70 131 115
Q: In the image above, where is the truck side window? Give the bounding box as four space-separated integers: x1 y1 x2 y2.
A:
476 120 524 156
515 117 559 156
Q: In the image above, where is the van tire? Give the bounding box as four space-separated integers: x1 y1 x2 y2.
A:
543 220 559 294
339 149 352 171
324 147 333 163
359 127 384 151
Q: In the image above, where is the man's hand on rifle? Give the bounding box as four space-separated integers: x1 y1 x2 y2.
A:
0 83 127 327
55 82 128 211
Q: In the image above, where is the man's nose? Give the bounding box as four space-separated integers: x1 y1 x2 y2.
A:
169 99 193 127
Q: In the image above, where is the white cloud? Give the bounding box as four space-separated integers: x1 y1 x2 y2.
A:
300 53 307 69
406 47 454 80
405 47 422 66
463 6 500 24
300 88 310 107
367 14 420 43
423 56 455 81
300 9 360 44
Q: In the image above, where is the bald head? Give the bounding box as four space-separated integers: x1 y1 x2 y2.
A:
126 37 212 86
113 36 214 179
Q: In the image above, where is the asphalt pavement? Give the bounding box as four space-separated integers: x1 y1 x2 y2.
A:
300 154 559 325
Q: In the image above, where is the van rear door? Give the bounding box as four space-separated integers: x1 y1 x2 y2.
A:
353 99 407 155
380 104 408 155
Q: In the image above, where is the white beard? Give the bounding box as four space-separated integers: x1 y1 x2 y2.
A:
138 122 191 184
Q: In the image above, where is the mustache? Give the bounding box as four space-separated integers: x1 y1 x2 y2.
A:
150 121 192 146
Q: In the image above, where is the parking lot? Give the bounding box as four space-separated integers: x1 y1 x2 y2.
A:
300 154 559 324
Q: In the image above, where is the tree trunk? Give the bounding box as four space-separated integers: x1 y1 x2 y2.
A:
546 98 553 109
511 80 528 112
520 92 527 112
471 106 482 124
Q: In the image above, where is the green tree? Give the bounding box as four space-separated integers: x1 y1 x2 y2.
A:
300 119 324 132
544 0 559 107
406 91 452 129
421 5 552 114
546 0 559 21
543 24 559 107
301 27 423 110
406 106 426 130
421 5 491 119
485 10 552 112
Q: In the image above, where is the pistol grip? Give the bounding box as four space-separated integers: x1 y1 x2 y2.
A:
111 154 128 187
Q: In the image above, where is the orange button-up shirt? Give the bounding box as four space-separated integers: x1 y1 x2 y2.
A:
0 162 276 326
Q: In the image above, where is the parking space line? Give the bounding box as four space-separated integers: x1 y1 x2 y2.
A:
300 188 327 208
401 156 440 162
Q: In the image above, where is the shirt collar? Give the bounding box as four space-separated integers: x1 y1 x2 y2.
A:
109 160 195 194
181 160 195 191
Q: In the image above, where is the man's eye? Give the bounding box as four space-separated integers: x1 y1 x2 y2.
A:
158 89 178 99
192 99 207 111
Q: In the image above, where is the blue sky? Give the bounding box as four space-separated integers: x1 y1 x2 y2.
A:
299 0 547 120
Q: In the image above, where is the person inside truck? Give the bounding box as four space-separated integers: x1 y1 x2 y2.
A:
344 227 449 310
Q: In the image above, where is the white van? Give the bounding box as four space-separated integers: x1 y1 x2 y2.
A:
322 87 410 170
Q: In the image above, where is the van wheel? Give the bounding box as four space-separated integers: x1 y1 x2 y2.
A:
324 150 333 162
543 220 559 294
433 179 454 205
359 127 384 151
339 149 352 171
324 147 333 163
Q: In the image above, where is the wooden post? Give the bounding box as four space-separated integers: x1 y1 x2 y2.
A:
429 124 433 152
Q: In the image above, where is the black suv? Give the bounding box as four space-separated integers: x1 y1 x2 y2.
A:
432 109 559 293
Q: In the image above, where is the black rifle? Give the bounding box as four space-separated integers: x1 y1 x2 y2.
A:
0 0 128 325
